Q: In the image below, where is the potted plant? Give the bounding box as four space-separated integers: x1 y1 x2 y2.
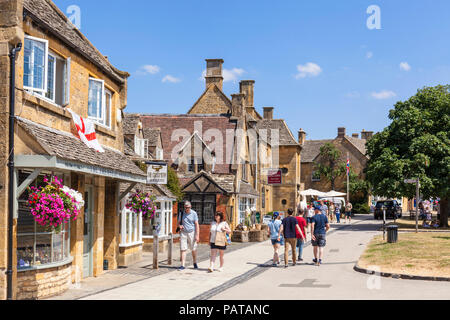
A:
27 175 83 233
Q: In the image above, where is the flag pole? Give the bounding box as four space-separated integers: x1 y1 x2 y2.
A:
346 152 350 203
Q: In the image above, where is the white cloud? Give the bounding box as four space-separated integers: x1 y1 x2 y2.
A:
366 51 373 59
136 64 160 75
399 62 411 71
295 62 322 79
162 75 181 83
371 90 397 100
199 68 246 83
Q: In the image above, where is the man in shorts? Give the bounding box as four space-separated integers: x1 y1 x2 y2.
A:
345 201 353 224
311 206 330 266
177 201 200 271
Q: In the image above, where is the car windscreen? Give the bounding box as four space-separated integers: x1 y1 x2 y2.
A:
376 201 394 208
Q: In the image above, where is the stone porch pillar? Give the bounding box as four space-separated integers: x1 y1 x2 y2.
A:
92 176 105 277
70 173 84 283
103 180 119 270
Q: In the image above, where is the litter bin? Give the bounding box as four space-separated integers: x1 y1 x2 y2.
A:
387 225 398 243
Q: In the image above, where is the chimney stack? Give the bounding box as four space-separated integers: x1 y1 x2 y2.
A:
298 129 306 145
205 59 224 90
240 80 255 107
352 133 359 139
263 107 274 120
361 129 374 141
231 93 245 118
337 127 346 138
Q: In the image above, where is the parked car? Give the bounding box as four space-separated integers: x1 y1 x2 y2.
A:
374 200 402 220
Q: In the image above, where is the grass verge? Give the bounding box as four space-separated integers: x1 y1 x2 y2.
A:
359 232 450 278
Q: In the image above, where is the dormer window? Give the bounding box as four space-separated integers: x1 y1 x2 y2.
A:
88 78 112 128
134 137 148 159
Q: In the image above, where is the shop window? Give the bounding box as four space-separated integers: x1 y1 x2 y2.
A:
238 197 256 224
141 200 173 238
181 195 216 225
16 171 71 270
120 206 142 245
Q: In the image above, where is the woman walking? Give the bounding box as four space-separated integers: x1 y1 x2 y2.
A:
208 212 231 272
267 212 283 267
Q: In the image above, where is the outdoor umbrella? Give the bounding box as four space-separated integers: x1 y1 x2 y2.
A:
323 190 347 197
299 189 328 197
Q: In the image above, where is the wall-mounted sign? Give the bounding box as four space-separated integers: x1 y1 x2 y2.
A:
267 169 282 184
146 161 167 185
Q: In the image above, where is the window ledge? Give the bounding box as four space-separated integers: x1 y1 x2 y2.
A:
119 241 143 248
24 91 71 120
17 256 73 273
94 123 116 138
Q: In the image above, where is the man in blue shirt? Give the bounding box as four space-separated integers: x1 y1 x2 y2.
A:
177 201 200 271
311 206 330 266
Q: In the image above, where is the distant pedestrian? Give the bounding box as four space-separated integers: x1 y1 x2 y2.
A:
268 212 283 266
345 202 353 224
320 200 329 219
295 209 307 262
306 204 314 233
311 206 330 266
278 208 304 268
208 212 231 272
177 201 200 271
328 202 335 223
335 204 341 223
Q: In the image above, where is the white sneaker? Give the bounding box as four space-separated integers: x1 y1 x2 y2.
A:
216 267 223 272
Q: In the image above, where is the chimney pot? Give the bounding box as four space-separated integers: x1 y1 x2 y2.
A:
361 130 374 140
298 129 306 145
205 59 224 90
337 127 346 138
263 107 274 120
352 133 359 139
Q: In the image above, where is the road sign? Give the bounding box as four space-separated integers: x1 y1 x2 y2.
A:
404 179 417 184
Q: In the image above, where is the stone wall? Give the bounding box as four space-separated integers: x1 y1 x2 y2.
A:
118 243 142 267
16 262 71 300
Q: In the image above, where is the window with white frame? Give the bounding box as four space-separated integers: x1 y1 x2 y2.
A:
23 36 70 106
134 137 148 159
88 78 112 128
156 147 163 160
142 200 173 237
120 205 142 246
238 197 256 224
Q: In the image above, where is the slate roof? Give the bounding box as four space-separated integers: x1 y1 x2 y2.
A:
256 119 300 146
179 171 235 194
143 128 161 147
23 0 128 85
301 140 333 163
345 136 367 156
123 114 140 136
238 181 259 196
17 117 146 177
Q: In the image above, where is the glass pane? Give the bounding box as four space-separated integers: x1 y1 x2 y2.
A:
33 40 45 91
17 235 34 269
88 79 102 118
64 227 70 259
142 217 151 236
35 234 52 266
52 232 64 263
23 39 32 87
46 55 55 100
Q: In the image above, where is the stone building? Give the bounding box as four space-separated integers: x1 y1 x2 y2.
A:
0 0 146 299
300 127 372 200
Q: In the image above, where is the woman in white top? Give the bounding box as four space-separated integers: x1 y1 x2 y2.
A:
209 212 231 273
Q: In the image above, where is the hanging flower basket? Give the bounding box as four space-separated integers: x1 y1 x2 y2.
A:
125 190 157 220
27 175 83 233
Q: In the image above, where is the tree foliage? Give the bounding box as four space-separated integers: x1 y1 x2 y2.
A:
315 142 346 190
167 166 184 202
366 85 450 226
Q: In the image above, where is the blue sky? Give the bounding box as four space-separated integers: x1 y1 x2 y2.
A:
54 0 450 140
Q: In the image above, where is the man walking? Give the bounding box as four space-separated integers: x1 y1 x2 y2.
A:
278 208 304 268
311 206 330 266
320 200 328 219
345 201 353 224
177 201 200 271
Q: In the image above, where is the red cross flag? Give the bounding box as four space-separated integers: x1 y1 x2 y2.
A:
67 108 105 153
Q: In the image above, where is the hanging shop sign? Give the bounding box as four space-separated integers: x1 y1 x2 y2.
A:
146 161 168 184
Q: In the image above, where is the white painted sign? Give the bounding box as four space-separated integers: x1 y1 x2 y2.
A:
146 162 167 184
404 179 418 184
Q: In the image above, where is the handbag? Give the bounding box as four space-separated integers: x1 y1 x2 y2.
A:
176 211 184 233
214 223 227 246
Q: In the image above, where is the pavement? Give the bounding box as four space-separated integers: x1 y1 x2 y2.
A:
51 215 450 300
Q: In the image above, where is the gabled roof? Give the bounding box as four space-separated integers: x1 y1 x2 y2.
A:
256 119 300 146
187 84 232 114
123 114 141 136
143 128 162 147
182 171 231 194
16 117 146 177
23 0 128 85
301 140 333 163
344 135 367 156
120 183 176 200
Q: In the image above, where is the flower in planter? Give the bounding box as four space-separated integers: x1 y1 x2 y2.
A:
27 175 82 233
125 190 157 220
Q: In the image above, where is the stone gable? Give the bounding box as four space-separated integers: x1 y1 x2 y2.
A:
188 84 231 114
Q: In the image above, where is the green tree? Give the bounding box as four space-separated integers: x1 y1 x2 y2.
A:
167 166 184 202
315 142 346 190
366 85 450 227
